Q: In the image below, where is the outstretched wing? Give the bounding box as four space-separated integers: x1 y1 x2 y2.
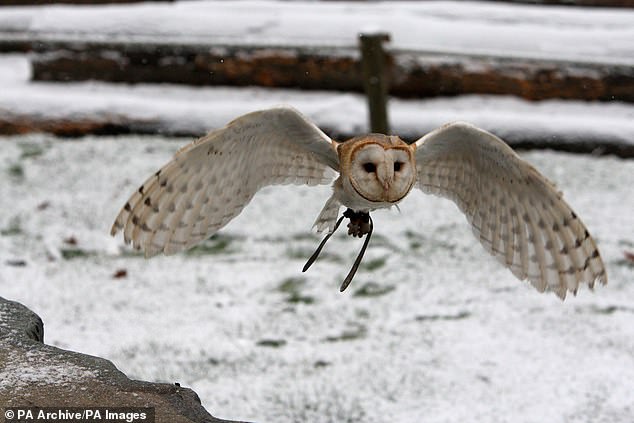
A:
111 106 339 257
414 122 606 299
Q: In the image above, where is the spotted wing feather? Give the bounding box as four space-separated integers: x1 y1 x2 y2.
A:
414 122 607 299
111 106 338 257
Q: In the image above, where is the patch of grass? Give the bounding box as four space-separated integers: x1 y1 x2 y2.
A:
291 232 319 241
362 257 387 271
184 234 239 256
323 324 366 343
256 339 287 348
7 163 24 179
404 230 420 240
404 230 424 250
592 305 619 315
277 277 315 304
415 311 471 322
353 281 395 298
355 308 370 319
366 232 399 251
1 217 22 236
287 293 315 304
120 249 144 258
615 258 634 269
584 305 634 315
19 143 45 159
618 240 633 248
278 276 306 293
266 385 366 423
285 247 342 263
61 248 93 260
405 229 457 253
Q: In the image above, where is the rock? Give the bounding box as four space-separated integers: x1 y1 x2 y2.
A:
0 297 248 423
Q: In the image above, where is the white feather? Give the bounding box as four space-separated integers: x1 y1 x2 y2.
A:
414 122 607 299
111 106 338 256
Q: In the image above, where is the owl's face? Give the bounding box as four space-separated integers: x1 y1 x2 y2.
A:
339 134 416 204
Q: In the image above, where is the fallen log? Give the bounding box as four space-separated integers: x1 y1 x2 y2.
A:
26 40 634 103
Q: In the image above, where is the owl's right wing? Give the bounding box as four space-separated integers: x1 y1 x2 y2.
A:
413 122 606 299
111 106 339 257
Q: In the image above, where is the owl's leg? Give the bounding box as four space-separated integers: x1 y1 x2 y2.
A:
312 195 342 234
339 212 373 292
302 214 346 273
303 208 374 292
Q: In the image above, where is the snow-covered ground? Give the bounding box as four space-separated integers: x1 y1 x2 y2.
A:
0 131 633 422
0 1 633 65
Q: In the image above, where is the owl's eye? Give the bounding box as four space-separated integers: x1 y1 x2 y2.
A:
394 161 404 172
363 163 376 173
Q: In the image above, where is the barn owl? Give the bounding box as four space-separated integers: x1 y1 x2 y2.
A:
111 106 606 299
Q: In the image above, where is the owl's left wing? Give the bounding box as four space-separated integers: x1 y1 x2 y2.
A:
413 122 606 299
111 106 339 257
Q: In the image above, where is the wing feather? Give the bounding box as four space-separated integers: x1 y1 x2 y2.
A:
111 106 338 256
414 122 607 299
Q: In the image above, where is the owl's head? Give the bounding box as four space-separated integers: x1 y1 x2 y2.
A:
338 134 416 203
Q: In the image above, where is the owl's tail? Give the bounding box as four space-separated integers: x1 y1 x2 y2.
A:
312 194 341 234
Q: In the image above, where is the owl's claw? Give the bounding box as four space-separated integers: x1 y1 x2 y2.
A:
302 208 373 293
344 209 372 238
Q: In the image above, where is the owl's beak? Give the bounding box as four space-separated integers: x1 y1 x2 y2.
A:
378 162 392 193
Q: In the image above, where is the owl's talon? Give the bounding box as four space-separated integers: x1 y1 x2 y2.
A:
343 209 372 238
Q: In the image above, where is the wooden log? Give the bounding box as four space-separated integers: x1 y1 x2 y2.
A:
2 111 633 158
30 41 363 89
24 40 634 103
391 53 634 102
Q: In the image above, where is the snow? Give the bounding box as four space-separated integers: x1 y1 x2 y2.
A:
1 54 633 146
0 132 633 422
0 321 98 391
0 1 632 65
0 351 98 390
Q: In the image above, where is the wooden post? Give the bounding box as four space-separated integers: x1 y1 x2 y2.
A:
359 32 390 134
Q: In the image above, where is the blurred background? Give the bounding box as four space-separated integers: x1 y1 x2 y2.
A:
1 1 633 423
1 0 633 153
